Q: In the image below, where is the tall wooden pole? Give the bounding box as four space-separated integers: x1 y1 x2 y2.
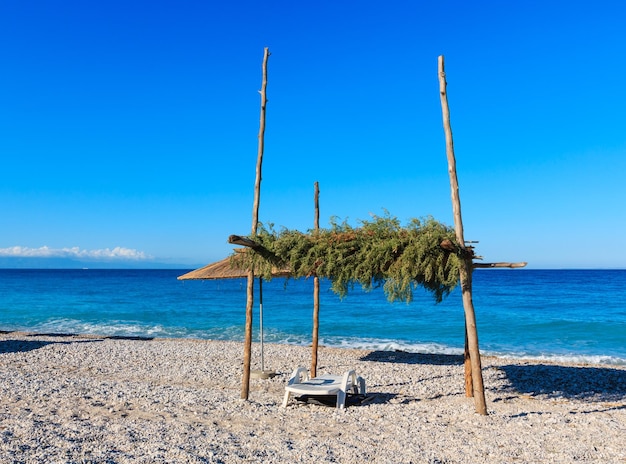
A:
438 55 487 415
311 182 320 377
464 323 472 397
241 47 270 400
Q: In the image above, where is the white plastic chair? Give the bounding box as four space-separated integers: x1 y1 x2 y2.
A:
282 366 366 409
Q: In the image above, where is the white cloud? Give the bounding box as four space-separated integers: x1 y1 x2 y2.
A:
0 246 151 260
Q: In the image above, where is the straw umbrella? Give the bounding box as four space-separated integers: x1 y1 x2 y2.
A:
177 252 289 281
178 252 290 377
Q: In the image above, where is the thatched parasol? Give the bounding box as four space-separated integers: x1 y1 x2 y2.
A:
177 251 290 281
178 250 290 378
177 257 245 280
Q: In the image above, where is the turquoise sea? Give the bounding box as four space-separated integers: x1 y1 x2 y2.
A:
1 269 625 365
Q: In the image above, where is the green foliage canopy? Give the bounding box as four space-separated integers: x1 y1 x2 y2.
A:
231 214 462 303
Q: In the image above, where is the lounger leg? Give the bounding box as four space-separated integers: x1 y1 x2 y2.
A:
337 390 346 409
357 376 366 395
282 391 291 407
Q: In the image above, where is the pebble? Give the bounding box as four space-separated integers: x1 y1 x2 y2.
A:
0 332 625 463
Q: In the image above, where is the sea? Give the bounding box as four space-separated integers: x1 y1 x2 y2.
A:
1 269 625 365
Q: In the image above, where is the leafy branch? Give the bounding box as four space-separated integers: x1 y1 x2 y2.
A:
231 212 462 303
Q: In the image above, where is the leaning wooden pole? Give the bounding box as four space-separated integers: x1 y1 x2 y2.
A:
311 181 321 377
438 55 487 415
241 47 270 400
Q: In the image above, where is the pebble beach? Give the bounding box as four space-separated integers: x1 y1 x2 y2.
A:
1 332 625 463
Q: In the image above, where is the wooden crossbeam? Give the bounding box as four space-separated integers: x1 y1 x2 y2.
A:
228 235 261 249
473 262 528 269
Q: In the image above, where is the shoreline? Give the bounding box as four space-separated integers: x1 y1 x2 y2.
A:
3 328 625 368
1 332 625 462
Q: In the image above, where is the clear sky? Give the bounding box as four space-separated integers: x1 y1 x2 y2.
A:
1 0 625 269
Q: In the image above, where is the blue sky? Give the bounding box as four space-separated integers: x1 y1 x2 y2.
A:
1 0 625 269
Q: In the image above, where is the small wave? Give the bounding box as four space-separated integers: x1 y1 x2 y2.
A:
21 319 229 340
482 350 626 366
319 337 466 355
26 319 167 338
246 331 467 356
10 319 626 366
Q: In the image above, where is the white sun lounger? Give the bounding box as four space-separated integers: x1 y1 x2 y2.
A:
282 366 366 409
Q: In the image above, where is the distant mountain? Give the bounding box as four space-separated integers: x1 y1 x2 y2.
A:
0 257 197 269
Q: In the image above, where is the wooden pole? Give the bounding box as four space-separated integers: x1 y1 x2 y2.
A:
241 47 270 400
259 277 265 371
464 323 473 397
252 48 269 229
311 182 320 377
241 269 254 400
473 262 527 269
438 55 488 415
